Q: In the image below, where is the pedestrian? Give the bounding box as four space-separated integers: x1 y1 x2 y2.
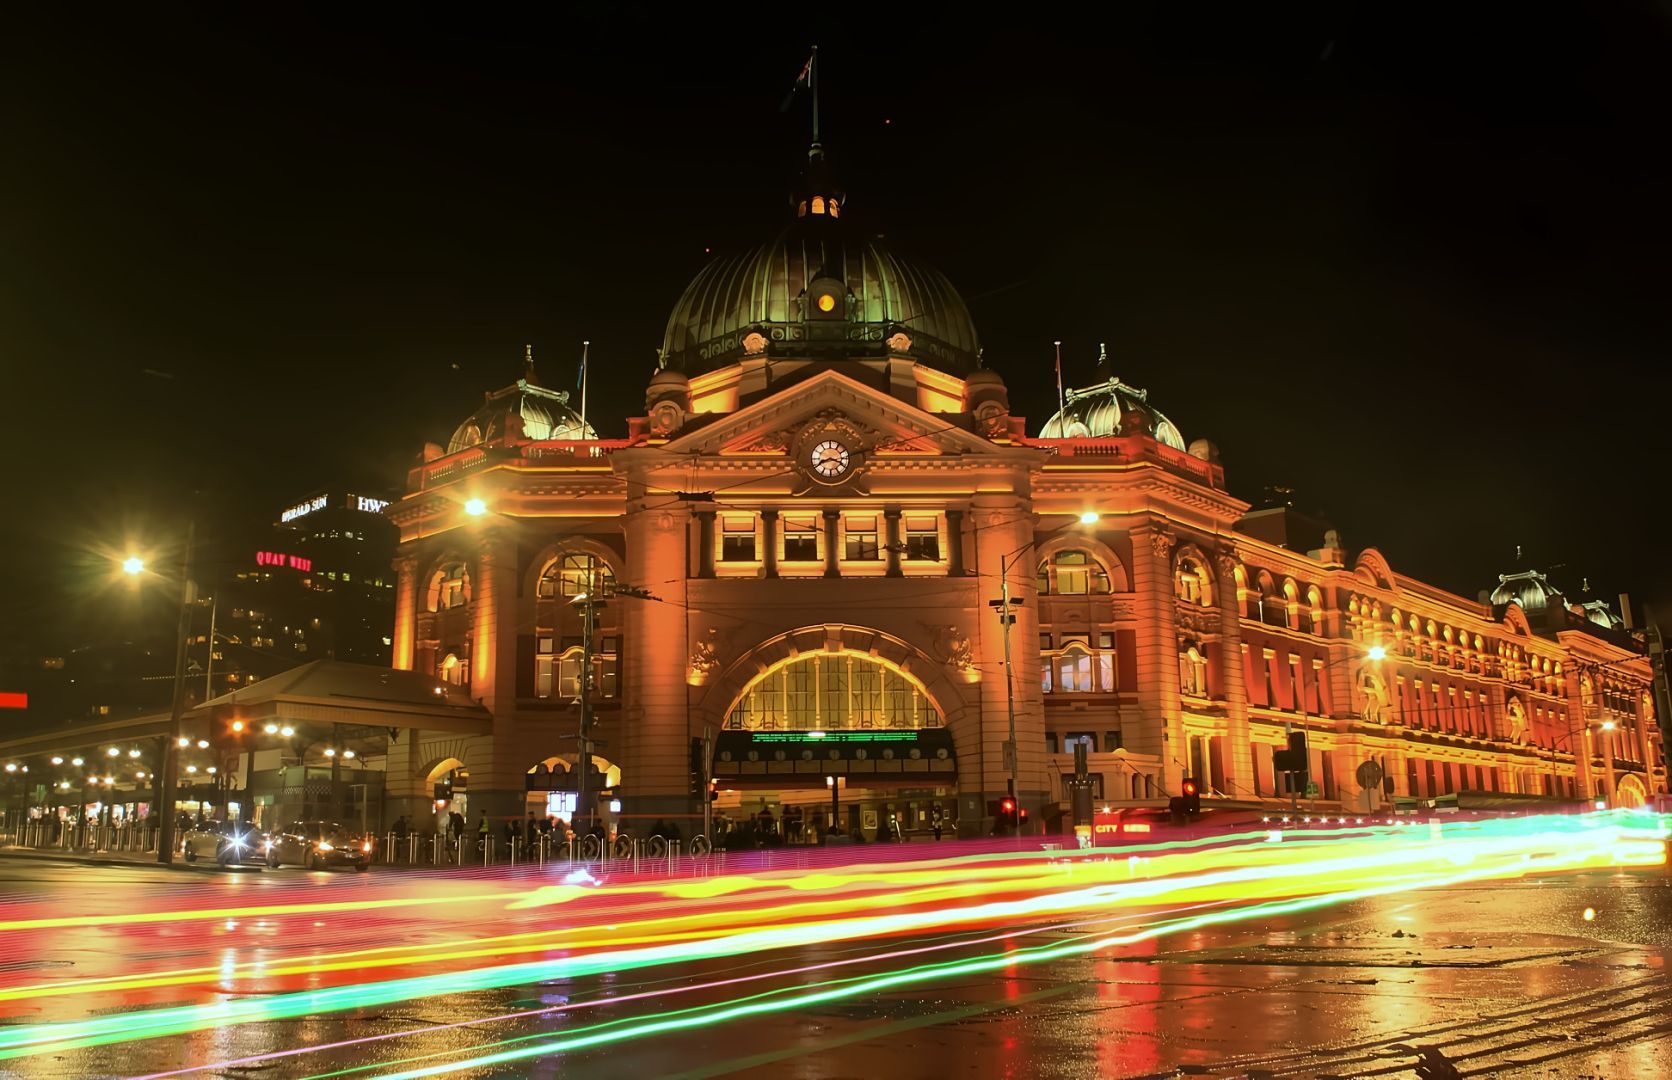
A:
930 804 944 842
526 813 539 840
477 812 490 852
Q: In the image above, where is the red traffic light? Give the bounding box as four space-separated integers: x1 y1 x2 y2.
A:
1000 797 1016 814
1182 779 1198 795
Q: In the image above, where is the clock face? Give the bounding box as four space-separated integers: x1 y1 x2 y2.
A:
809 439 851 479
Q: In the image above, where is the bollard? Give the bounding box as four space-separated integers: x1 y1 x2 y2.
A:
432 834 442 866
668 839 680 875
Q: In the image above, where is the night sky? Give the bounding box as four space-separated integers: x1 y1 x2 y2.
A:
5 6 1671 653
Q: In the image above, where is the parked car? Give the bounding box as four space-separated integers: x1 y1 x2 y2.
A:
264 821 372 871
181 820 266 865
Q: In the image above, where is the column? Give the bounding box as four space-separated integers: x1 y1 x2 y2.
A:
391 552 419 672
823 509 841 579
1131 521 1184 794
761 509 779 579
694 509 716 578
970 495 1047 815
624 495 694 820
469 529 524 819
884 508 903 578
1212 550 1250 799
946 509 965 578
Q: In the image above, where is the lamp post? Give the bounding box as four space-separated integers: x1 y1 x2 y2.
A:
571 586 605 834
987 510 1100 835
125 522 197 865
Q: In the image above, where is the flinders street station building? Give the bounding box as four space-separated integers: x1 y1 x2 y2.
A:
379 157 1668 837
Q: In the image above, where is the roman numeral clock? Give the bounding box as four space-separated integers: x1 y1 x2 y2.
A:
794 417 870 493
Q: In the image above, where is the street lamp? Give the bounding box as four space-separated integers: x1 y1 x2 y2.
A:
464 497 488 517
122 556 145 576
988 511 1101 833
1366 645 1387 662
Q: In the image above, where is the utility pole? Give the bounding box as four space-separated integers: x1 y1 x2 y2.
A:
203 593 217 702
156 522 196 865
988 551 1021 835
572 582 605 833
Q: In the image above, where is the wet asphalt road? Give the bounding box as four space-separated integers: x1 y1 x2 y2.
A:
1 856 1668 1079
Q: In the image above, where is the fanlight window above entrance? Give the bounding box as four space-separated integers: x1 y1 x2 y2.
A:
725 651 942 731
1036 550 1112 596
537 553 615 599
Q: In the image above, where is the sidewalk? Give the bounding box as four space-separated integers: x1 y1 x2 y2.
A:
0 845 262 873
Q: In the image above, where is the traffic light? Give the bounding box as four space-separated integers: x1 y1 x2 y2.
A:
688 738 705 799
989 796 1020 831
1181 776 1201 815
1273 730 1310 794
708 778 719 803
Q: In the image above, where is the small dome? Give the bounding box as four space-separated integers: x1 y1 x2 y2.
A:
1490 569 1563 614
1039 376 1186 450
448 378 597 453
1578 600 1624 631
660 212 980 375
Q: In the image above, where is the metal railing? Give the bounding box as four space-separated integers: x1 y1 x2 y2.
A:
371 831 711 876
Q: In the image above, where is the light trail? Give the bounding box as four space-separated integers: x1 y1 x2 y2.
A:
327 838 1658 1080
0 815 1657 1064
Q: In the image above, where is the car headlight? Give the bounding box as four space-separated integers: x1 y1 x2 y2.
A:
361 841 372 853
317 842 334 852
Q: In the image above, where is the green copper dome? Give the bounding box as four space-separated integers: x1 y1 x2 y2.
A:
659 211 980 375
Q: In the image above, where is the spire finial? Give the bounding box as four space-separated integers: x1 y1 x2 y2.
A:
523 343 538 385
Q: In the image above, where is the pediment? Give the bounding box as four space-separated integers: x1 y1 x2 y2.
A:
660 369 1007 460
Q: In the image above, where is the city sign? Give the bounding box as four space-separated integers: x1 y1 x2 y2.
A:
280 495 328 522
256 551 312 572
750 731 920 744
351 494 389 514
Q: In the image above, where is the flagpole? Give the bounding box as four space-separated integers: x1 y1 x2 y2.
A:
579 340 590 437
1053 340 1068 432
810 46 820 150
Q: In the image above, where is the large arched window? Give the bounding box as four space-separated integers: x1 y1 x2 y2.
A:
1036 550 1111 596
1178 640 1208 696
427 562 471 612
440 652 467 686
726 651 941 731
537 553 615 599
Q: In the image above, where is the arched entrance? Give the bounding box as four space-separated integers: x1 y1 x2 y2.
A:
424 757 469 824
1614 774 1648 809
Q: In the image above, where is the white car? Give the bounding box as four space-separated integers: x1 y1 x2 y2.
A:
180 820 265 866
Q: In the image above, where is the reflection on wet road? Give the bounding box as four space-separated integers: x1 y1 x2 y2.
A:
0 811 1666 1078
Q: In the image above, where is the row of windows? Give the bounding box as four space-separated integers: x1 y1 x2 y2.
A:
716 514 942 564
725 653 939 730
1045 730 1123 754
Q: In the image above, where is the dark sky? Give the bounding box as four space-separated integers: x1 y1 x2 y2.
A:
5 5 1671 652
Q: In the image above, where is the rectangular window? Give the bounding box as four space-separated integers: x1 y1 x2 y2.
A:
598 636 619 699
535 637 556 698
1097 652 1116 692
721 517 757 561
782 515 819 562
1097 632 1115 649
1103 730 1123 752
1289 657 1303 713
1044 731 1059 755
1056 652 1093 692
903 515 940 560
844 516 879 560
1066 731 1096 752
1039 633 1053 650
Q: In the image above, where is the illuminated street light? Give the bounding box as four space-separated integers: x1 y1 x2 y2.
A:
264 723 279 734
128 748 141 758
342 750 355 760
231 720 244 732
70 757 83 767
207 766 217 775
464 497 488 517
3 763 14 773
196 739 209 749
324 747 337 757
107 747 121 757
177 737 190 748
135 771 146 780
1078 510 1100 525
280 725 294 738
122 556 145 575
186 765 198 774
1367 645 1387 662
50 756 63 765
1600 720 1617 731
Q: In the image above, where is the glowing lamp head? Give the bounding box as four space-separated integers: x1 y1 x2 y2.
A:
1078 511 1101 525
177 737 190 748
107 747 120 757
280 726 294 738
121 556 144 576
1367 645 1387 661
464 497 487 517
128 748 141 758
196 740 208 749
1599 720 1617 731
71 757 83 767
231 720 244 732
324 747 337 758
50 756 63 765
264 723 279 735
3 763 14 773
186 765 198 774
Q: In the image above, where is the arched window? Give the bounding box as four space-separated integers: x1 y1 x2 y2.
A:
537 553 615 599
440 652 466 686
1282 579 1299 629
1306 586 1324 634
427 562 470 612
1036 550 1111 596
1042 639 1116 695
725 651 941 731
1175 558 1210 606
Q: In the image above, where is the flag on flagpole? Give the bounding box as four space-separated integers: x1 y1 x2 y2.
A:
780 51 815 113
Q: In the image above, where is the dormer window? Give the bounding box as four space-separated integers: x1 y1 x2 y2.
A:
811 195 826 215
